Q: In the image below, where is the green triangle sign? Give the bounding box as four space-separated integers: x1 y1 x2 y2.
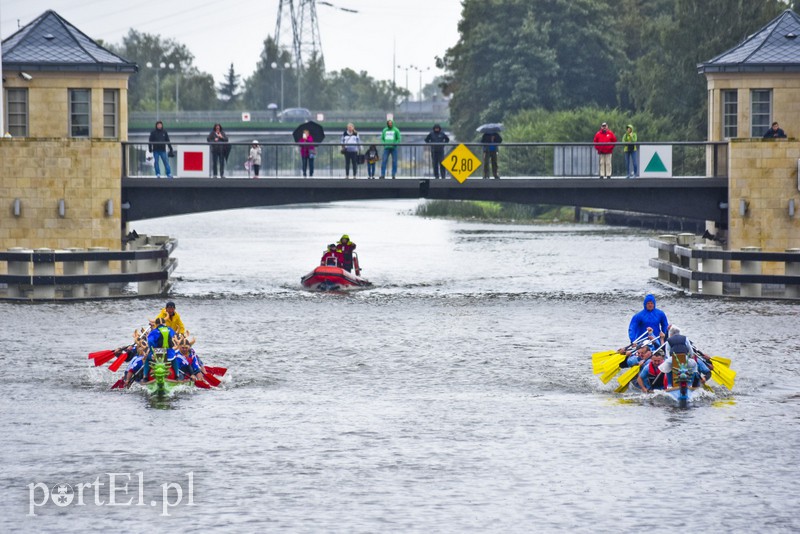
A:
644 152 668 172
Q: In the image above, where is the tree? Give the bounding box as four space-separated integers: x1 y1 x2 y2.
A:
442 0 624 140
108 29 216 111
242 36 295 110
623 0 787 139
217 63 242 108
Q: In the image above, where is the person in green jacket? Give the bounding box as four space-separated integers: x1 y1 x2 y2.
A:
623 124 638 178
379 119 401 179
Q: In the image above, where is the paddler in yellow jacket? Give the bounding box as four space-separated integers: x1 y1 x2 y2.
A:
151 300 185 334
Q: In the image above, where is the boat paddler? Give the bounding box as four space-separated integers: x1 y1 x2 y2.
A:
145 317 179 380
627 294 669 343
151 301 185 334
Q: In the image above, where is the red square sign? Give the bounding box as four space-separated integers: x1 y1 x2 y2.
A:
184 151 204 171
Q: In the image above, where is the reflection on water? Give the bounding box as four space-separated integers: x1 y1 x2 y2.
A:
1 200 798 532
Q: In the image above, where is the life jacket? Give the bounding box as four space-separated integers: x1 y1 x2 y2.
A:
646 361 668 389
667 334 689 355
321 251 341 266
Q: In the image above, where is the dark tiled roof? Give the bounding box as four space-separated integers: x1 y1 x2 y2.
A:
1 10 137 73
699 9 800 73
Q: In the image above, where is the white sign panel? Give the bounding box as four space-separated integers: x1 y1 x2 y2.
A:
639 145 673 177
177 146 210 178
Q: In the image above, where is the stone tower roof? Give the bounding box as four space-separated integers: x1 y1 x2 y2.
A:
698 9 800 73
1 10 137 73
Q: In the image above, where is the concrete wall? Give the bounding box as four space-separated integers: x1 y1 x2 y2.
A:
0 138 122 251
3 72 129 140
728 139 800 252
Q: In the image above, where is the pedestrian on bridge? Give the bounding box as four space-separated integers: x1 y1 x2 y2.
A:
480 131 502 179
148 121 174 179
341 123 361 178
207 123 229 178
249 140 262 178
425 124 450 179
593 122 616 179
622 124 638 178
380 119 401 179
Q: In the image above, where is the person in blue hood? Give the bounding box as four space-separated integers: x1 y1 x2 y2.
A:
628 294 669 343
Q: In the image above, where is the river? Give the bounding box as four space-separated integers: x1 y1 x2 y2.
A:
1 200 798 533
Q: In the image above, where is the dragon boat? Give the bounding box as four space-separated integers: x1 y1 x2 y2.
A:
592 335 736 408
88 335 227 395
301 253 371 291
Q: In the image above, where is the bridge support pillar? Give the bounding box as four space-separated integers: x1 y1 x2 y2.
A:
64 248 86 298
7 247 31 298
785 248 800 299
657 235 677 284
137 245 162 295
677 233 699 293
740 246 762 298
33 248 56 299
700 245 723 296
88 247 110 297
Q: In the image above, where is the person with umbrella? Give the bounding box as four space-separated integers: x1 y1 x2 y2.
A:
293 121 325 178
477 123 503 179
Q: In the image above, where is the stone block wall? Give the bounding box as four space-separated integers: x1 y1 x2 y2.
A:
728 139 800 254
0 138 122 251
3 72 129 140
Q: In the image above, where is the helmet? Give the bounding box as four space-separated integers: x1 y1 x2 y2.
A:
340 234 350 241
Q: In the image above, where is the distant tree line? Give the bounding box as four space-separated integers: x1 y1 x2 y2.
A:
440 0 795 141
108 31 415 113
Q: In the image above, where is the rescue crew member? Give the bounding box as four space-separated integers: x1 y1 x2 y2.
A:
320 243 343 267
337 234 357 272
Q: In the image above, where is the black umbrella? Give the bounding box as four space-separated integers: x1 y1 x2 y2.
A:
476 123 504 134
292 121 325 143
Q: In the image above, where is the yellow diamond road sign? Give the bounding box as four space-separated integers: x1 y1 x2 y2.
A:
446 143 482 183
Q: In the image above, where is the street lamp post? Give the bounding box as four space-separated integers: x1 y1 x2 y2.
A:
271 61 291 111
413 66 430 114
396 65 412 112
146 61 174 121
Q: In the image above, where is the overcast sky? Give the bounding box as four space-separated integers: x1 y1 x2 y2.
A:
1 0 462 97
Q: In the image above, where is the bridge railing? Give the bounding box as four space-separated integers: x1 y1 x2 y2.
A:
121 141 727 179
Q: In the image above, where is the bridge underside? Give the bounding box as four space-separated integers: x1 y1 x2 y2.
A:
122 177 728 225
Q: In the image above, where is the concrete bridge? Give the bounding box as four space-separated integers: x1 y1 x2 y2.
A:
121 176 729 223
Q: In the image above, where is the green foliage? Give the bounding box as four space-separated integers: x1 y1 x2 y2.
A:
443 0 624 140
415 200 576 222
443 0 790 141
501 107 672 175
108 29 216 112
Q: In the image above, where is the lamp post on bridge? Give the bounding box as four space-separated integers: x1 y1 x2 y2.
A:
412 66 430 114
146 61 174 121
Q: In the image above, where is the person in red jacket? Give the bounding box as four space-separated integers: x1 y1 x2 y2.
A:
320 244 343 267
593 122 617 179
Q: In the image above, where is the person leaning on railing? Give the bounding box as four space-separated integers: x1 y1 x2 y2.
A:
763 121 787 138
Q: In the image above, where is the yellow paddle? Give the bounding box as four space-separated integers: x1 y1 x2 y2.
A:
595 353 625 376
710 356 732 367
599 357 625 383
614 365 641 392
592 331 652 373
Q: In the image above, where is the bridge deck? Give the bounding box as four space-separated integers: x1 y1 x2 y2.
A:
122 177 728 223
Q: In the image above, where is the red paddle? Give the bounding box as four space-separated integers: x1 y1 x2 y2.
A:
203 372 221 387
110 379 125 390
205 366 227 377
107 352 129 372
194 380 211 389
93 351 118 366
89 350 114 360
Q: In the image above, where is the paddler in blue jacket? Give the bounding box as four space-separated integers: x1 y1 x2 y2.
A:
144 318 178 380
628 294 669 343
